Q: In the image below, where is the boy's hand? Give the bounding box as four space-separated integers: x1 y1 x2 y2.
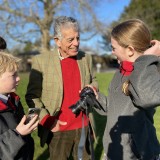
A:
15 115 39 136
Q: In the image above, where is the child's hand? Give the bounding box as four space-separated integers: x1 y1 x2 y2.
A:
15 115 39 136
144 40 160 56
83 85 98 99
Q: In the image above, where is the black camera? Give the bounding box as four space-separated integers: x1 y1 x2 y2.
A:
69 87 104 116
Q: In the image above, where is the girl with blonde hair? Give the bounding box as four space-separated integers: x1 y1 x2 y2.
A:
97 19 160 160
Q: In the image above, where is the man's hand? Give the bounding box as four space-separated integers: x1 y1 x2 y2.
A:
51 119 67 132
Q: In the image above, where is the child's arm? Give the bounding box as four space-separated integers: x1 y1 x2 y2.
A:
0 129 25 159
95 92 107 115
16 115 39 136
129 55 160 109
0 115 38 159
143 40 160 56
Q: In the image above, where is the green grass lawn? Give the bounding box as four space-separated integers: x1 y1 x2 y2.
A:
16 72 160 160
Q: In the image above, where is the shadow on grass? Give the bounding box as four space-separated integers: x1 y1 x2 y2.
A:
36 148 50 160
93 111 107 159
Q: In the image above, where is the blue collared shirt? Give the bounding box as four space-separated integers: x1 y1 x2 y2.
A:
0 94 10 104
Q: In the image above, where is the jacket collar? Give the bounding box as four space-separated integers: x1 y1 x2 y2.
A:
0 93 20 111
0 94 8 111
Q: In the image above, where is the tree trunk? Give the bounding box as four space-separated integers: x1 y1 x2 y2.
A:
41 29 50 52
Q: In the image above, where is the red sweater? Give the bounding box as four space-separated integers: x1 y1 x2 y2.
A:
58 57 88 131
40 57 89 131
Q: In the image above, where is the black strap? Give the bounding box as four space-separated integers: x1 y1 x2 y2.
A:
77 111 95 159
78 114 86 160
88 122 95 160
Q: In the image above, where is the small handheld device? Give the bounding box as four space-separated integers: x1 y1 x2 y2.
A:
25 107 41 124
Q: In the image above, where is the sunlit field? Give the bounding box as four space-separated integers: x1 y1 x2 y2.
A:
16 72 160 160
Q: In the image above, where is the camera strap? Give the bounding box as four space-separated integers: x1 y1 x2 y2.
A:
78 113 95 160
78 114 86 160
88 122 95 160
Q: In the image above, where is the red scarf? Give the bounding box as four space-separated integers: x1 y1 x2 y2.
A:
0 92 20 111
120 61 134 76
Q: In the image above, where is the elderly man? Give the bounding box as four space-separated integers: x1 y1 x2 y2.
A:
25 16 98 160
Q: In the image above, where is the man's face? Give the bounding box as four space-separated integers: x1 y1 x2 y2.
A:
55 28 80 58
0 70 20 94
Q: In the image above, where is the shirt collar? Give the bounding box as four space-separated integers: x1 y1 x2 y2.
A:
58 49 65 60
0 94 9 104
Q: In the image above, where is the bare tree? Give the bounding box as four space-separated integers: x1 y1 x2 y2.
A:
0 0 109 52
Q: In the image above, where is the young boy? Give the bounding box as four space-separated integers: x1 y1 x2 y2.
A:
0 52 39 159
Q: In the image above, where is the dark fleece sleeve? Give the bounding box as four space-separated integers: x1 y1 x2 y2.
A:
129 55 160 109
0 129 25 159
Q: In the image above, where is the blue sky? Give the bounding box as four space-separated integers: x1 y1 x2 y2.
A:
81 0 131 54
95 0 130 23
1 0 131 52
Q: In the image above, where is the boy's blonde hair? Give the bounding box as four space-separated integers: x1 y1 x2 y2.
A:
111 19 151 53
0 52 21 76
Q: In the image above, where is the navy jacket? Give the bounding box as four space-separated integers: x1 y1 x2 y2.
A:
0 93 34 160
